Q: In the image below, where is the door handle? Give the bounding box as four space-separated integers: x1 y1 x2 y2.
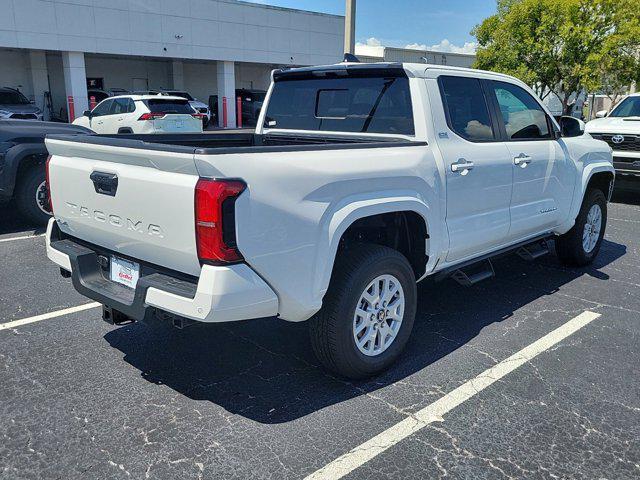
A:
451 158 474 175
514 153 532 167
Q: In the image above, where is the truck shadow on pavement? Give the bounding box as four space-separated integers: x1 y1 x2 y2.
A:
104 238 626 424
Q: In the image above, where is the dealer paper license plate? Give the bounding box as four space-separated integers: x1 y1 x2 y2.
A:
110 256 140 289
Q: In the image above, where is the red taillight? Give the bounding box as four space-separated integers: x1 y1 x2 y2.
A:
192 113 206 119
45 155 53 213
138 112 166 121
195 179 246 264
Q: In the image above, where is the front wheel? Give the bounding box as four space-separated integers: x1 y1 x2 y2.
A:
555 189 607 267
309 244 417 379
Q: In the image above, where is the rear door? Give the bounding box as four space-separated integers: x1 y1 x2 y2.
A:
45 137 202 276
487 81 574 240
431 75 514 263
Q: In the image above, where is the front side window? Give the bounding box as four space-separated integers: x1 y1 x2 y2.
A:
91 99 112 116
609 96 640 117
439 76 495 141
491 81 551 140
265 75 415 135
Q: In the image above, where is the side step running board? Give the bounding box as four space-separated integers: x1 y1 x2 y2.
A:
450 259 495 286
516 239 550 261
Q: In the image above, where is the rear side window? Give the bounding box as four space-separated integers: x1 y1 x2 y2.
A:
265 76 415 135
110 98 135 114
491 81 551 140
439 76 495 141
144 99 194 114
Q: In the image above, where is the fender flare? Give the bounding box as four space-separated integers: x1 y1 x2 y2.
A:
311 192 438 307
0 142 48 199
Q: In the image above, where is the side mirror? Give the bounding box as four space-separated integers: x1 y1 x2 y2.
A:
595 110 608 118
560 116 585 138
82 110 93 118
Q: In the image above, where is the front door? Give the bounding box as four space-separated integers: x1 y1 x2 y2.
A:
488 81 574 240
432 75 514 263
88 99 114 134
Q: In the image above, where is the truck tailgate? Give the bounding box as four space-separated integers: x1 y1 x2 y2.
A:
45 137 202 277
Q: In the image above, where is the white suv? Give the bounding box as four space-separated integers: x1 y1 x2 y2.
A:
73 95 203 134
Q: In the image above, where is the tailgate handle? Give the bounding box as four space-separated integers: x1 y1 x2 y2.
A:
90 171 118 197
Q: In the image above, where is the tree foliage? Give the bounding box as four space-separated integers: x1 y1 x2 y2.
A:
473 0 640 113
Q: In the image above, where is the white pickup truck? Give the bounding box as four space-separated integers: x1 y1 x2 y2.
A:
45 63 614 378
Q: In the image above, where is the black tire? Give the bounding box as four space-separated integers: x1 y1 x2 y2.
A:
555 188 607 267
309 243 417 379
15 165 51 225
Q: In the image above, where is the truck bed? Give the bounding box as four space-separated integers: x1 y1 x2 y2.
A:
46 131 420 156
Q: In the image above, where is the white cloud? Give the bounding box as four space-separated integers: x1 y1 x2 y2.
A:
355 37 385 57
423 39 477 54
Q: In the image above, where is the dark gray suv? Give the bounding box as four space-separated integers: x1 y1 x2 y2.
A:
0 88 44 121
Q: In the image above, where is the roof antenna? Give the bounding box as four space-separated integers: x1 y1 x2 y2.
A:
343 53 361 63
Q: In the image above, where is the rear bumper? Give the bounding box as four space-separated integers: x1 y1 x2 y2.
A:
45 218 278 323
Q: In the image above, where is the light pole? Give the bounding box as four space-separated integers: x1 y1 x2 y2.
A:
344 0 356 54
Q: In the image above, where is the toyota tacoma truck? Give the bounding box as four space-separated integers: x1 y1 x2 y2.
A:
586 93 640 177
45 63 614 379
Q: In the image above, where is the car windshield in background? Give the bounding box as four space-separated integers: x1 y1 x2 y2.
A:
609 96 640 117
145 99 194 114
165 91 194 101
264 76 415 135
0 91 30 105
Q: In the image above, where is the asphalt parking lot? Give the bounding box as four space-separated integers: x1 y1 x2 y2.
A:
1 180 639 480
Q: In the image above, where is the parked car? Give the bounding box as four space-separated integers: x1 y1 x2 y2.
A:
45 63 614 378
0 87 44 121
0 119 90 223
160 90 211 128
72 95 204 134
586 93 640 176
236 89 266 127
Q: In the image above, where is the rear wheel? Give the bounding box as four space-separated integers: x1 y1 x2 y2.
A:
555 189 607 266
309 244 417 379
15 165 51 225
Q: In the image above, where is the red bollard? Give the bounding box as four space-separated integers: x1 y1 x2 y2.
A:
89 96 97 110
236 96 242 128
222 97 228 128
67 96 75 122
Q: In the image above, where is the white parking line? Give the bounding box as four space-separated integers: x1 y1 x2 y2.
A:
0 233 45 244
305 310 601 480
0 303 101 331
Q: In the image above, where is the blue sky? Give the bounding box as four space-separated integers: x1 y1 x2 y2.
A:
247 0 497 53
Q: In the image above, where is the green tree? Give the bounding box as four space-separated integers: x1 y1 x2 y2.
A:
473 0 640 114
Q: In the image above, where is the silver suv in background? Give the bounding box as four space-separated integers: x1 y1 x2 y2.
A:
0 87 44 121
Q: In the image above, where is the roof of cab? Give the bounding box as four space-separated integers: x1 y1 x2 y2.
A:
274 61 523 85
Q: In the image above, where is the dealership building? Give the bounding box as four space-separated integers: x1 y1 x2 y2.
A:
0 0 344 125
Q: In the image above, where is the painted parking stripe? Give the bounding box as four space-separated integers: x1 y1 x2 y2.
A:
305 310 602 480
0 233 45 244
0 303 101 331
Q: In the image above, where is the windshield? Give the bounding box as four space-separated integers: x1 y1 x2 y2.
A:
0 90 30 105
609 96 640 117
264 76 414 135
164 91 194 101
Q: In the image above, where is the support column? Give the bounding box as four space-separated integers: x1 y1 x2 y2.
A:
170 60 184 90
29 50 49 120
62 51 88 122
216 61 236 128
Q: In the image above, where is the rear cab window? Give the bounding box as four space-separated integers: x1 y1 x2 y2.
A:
144 99 194 114
264 70 415 135
438 75 496 142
